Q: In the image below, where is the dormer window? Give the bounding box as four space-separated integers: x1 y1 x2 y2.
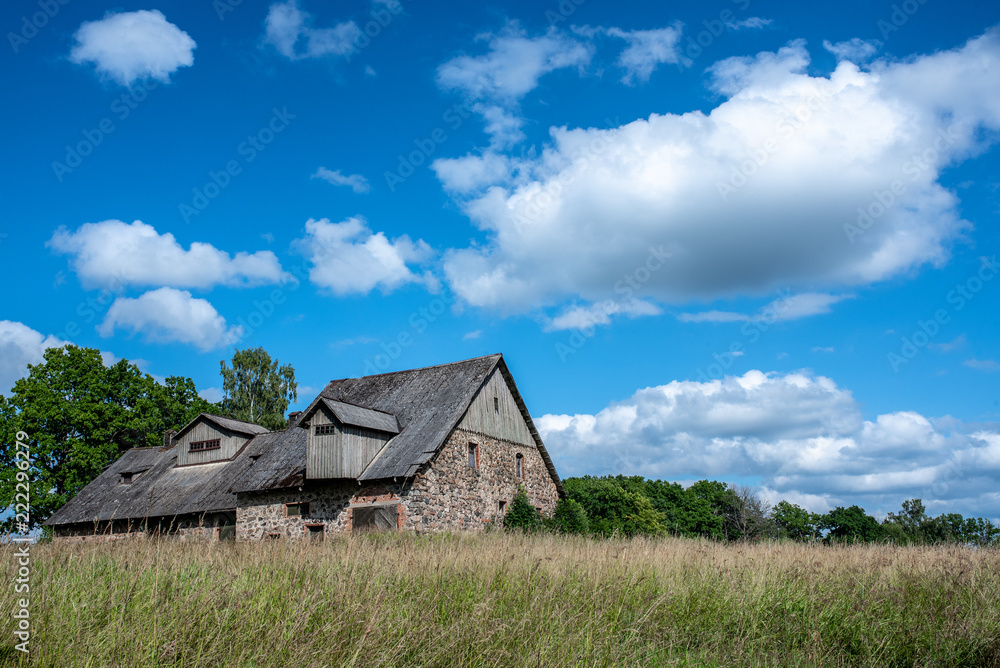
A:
121 471 136 484
190 439 221 452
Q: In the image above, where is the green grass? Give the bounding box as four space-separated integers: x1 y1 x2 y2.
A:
2 533 999 667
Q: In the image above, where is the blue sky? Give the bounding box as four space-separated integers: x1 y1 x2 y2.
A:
2 0 999 520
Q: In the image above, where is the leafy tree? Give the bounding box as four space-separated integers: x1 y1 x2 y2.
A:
727 485 777 541
219 347 297 430
564 476 664 537
547 498 589 534
884 498 929 544
771 501 820 542
821 505 884 543
504 486 543 532
0 346 214 531
960 516 1000 547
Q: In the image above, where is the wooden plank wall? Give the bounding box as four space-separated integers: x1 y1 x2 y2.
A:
457 368 534 445
176 419 247 466
307 405 392 479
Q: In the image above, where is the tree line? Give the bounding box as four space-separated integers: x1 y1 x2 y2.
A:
504 476 1000 547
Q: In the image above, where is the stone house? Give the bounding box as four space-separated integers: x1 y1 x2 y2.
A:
44 354 564 541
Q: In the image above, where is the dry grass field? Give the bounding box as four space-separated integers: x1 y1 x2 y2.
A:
2 532 999 667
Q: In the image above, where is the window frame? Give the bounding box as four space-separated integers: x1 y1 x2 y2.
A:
314 424 336 436
189 438 221 452
467 442 479 469
284 502 311 518
515 453 524 478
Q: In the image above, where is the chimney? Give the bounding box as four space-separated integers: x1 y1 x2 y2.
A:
163 429 177 449
288 411 303 425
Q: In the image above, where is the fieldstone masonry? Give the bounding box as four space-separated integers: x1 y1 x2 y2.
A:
235 427 559 539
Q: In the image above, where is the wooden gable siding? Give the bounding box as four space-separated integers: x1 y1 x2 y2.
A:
176 419 247 466
457 367 533 446
306 404 392 479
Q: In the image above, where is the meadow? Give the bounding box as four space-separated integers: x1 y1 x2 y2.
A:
2 533 998 667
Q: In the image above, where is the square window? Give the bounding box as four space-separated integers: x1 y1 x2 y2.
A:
121 472 133 484
285 502 310 518
306 524 324 541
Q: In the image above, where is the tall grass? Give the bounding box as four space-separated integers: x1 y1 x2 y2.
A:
2 533 998 667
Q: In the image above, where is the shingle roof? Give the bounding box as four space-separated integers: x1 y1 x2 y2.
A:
320 398 400 434
176 413 270 438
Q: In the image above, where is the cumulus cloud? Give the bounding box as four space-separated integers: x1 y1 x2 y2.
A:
0 322 69 394
604 24 685 84
436 22 592 146
99 288 243 351
433 153 513 193
264 0 359 60
48 220 292 290
312 167 371 193
538 369 1000 519
69 10 195 86
441 30 1000 313
293 217 436 296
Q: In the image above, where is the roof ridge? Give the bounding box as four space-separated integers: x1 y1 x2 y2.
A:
327 353 503 383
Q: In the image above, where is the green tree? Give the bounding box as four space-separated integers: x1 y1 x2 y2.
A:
0 345 214 531
884 498 929 544
219 347 297 430
821 505 884 543
564 476 664 537
771 501 820 542
547 498 589 534
504 486 543 532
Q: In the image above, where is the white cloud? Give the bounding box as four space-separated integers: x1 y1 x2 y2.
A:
433 153 513 193
69 10 195 86
198 386 224 403
811 346 835 353
48 220 291 290
678 292 852 325
0 322 69 394
293 217 436 296
932 334 967 352
538 369 1000 518
463 330 483 340
545 299 662 331
442 30 1000 313
727 17 772 30
264 0 359 60
605 24 684 84
312 167 371 193
99 288 244 351
436 22 592 146
823 38 881 63
964 359 1000 372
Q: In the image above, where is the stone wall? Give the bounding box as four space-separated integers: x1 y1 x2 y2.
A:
403 427 559 531
235 427 560 538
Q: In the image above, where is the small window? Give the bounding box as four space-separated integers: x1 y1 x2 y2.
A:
285 502 310 518
190 439 221 452
468 443 478 469
306 524 324 541
494 397 499 413
515 453 523 478
498 500 507 513
121 472 134 484
315 424 336 436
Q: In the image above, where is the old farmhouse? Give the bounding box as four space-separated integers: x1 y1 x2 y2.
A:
45 354 564 540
